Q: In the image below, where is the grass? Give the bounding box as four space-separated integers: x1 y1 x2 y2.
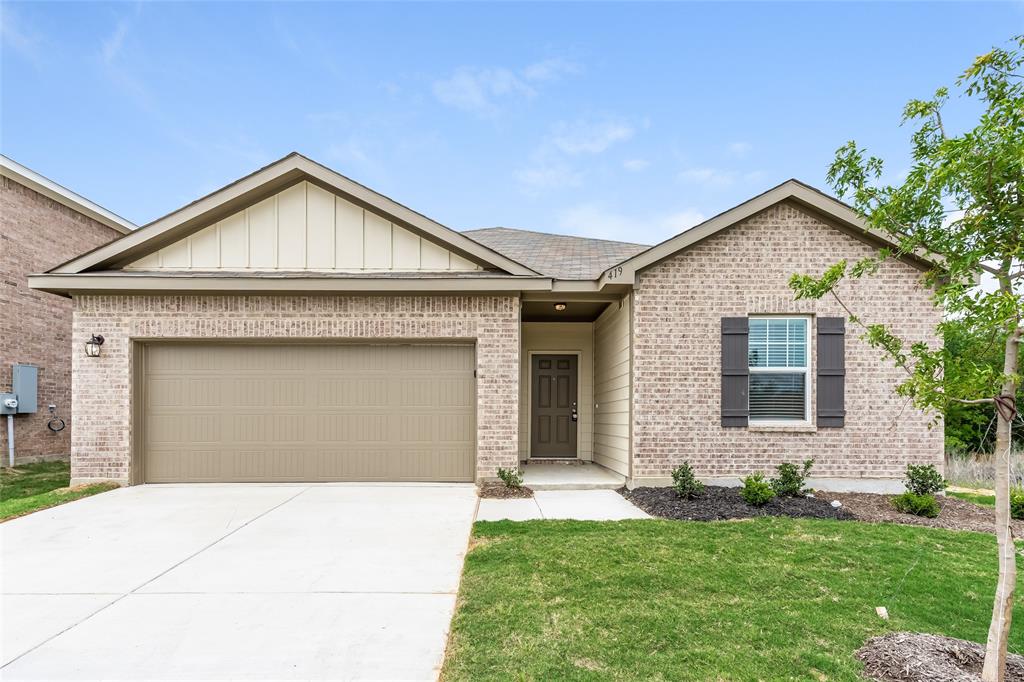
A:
949 490 996 507
1 460 117 521
442 518 1024 681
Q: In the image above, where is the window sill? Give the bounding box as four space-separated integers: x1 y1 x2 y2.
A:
748 423 817 434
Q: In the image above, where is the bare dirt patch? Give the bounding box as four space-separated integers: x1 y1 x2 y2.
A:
856 632 1024 681
478 483 534 499
829 492 1024 535
621 485 853 521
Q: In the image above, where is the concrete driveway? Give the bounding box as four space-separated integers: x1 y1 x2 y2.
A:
0 483 478 681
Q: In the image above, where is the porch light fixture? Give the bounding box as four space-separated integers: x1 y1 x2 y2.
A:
84 335 105 358
553 303 567 311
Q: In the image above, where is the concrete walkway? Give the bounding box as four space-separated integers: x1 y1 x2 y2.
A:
476 489 650 521
521 462 626 490
0 483 478 681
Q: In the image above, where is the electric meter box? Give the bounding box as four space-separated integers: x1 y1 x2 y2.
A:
12 364 37 414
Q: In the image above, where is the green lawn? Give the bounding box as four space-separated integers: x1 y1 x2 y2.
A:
949 490 996 507
1 460 117 521
442 518 1023 681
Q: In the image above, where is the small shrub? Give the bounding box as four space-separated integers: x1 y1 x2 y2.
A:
671 462 705 499
892 492 940 518
1011 487 1024 521
497 467 523 489
740 473 776 507
771 459 814 497
904 463 947 496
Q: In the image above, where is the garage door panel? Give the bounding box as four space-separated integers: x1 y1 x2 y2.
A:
316 378 389 408
189 379 223 407
435 414 474 443
398 378 474 407
144 344 475 483
314 414 389 442
148 415 220 445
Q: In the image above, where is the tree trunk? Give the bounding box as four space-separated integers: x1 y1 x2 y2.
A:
982 325 1020 682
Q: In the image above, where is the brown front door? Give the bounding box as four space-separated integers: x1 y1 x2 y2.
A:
530 354 578 458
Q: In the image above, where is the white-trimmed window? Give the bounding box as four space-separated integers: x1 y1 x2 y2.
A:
747 317 810 423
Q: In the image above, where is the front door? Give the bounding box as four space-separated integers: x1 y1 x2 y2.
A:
530 354 578 458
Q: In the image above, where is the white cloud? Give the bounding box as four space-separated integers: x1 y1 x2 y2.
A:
623 159 650 172
557 203 706 243
550 119 634 155
521 57 581 82
1 6 43 63
516 116 637 194
432 58 580 115
325 136 387 179
101 18 131 64
432 67 534 115
660 209 708 233
515 162 583 194
678 167 736 188
728 141 752 158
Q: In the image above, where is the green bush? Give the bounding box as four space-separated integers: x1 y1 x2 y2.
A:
497 467 523 489
904 463 947 496
740 473 776 507
892 492 940 518
1011 487 1024 521
771 459 814 497
671 462 705 499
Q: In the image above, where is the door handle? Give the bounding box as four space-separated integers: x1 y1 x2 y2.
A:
571 401 578 422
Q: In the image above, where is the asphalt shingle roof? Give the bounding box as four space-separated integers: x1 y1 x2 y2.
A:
463 227 650 280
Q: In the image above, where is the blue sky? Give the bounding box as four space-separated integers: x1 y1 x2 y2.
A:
2 2 1020 245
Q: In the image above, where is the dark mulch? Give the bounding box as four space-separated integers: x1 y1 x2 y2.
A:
829 492 1024 536
857 632 1024 681
621 485 854 521
478 483 534 499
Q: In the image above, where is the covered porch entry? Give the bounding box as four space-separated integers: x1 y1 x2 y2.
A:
517 293 632 487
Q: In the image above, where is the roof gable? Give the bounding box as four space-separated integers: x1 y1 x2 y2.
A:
127 181 482 273
51 153 538 276
599 179 938 286
1 155 135 234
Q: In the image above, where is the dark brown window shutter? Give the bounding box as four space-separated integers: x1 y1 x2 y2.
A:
721 317 749 427
817 317 846 427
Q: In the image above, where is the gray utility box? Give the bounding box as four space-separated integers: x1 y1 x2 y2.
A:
12 364 38 414
0 394 16 415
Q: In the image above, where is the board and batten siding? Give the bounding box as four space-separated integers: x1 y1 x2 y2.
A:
126 181 482 272
593 295 631 476
519 323 594 460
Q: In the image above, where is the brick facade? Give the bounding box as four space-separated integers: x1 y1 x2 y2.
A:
70 295 520 484
631 202 944 487
1 176 124 463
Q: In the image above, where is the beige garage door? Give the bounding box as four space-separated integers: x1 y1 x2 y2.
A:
142 344 476 483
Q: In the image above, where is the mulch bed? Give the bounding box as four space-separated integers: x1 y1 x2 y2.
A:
621 485 854 521
478 483 534 499
620 485 1024 535
828 492 1024 536
857 632 1024 681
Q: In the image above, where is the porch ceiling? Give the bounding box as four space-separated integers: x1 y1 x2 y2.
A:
522 300 610 322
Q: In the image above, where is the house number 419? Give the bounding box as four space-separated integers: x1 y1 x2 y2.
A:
606 266 623 280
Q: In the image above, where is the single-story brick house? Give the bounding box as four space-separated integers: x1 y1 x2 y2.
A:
29 153 942 492
2 155 134 464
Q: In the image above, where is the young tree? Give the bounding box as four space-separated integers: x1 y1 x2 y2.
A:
790 36 1022 681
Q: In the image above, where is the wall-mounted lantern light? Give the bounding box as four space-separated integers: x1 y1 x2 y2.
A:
553 303 567 312
84 335 105 358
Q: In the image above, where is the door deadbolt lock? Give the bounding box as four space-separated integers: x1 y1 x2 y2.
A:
571 401 578 422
